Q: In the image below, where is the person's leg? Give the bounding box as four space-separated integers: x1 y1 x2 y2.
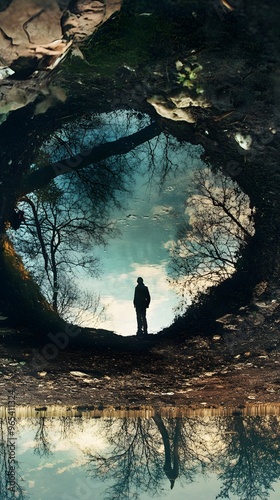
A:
136 309 143 335
142 310 148 335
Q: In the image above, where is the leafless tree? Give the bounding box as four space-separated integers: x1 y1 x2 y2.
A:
169 167 255 306
13 184 111 321
0 418 26 499
33 417 53 458
214 415 280 500
83 416 217 499
7 112 164 322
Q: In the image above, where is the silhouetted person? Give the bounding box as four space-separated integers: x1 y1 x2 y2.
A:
153 415 181 491
133 277 150 336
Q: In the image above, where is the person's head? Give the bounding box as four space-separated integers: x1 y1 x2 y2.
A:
137 277 144 284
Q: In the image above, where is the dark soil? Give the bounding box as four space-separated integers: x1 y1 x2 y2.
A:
0 297 279 410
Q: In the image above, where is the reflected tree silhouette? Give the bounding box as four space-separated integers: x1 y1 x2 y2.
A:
15 181 112 319
85 417 164 500
33 417 53 458
0 418 26 499
0 414 278 499
83 415 280 500
215 415 280 500
169 167 255 304
84 416 217 499
58 415 84 441
8 107 199 325
0 109 163 327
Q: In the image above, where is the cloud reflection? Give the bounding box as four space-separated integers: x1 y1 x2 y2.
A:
94 263 179 335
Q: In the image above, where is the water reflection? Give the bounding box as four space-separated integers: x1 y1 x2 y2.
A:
12 110 203 334
1 409 280 499
1 0 279 337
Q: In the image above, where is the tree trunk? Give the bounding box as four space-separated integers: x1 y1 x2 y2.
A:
21 121 161 195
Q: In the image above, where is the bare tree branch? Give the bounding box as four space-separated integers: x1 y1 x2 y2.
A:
21 122 161 195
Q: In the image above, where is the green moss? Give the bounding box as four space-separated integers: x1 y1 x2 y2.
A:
64 13 175 78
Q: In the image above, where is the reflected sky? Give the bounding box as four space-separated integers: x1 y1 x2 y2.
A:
22 110 204 335
68 111 204 335
86 165 191 336
3 414 280 500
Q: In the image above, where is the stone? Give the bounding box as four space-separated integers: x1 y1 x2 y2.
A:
169 91 210 109
70 371 88 377
0 0 63 65
147 96 196 123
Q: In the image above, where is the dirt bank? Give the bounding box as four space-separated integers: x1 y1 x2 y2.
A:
0 300 279 409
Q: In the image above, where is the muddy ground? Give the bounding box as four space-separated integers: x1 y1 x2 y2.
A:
0 301 279 410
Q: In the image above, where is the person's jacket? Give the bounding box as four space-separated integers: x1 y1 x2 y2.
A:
133 283 151 310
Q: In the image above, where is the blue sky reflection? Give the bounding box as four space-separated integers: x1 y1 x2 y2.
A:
80 128 204 335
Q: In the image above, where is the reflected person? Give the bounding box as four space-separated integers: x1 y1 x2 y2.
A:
133 277 151 336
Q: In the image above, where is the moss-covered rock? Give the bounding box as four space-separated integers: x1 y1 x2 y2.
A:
64 11 176 78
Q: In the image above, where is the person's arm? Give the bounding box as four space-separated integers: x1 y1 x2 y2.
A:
146 287 151 307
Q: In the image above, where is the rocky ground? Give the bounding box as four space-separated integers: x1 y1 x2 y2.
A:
0 297 279 410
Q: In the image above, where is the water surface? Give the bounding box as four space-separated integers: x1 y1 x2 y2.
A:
2 406 280 500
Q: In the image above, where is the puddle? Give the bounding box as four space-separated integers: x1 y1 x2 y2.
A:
1 405 280 499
